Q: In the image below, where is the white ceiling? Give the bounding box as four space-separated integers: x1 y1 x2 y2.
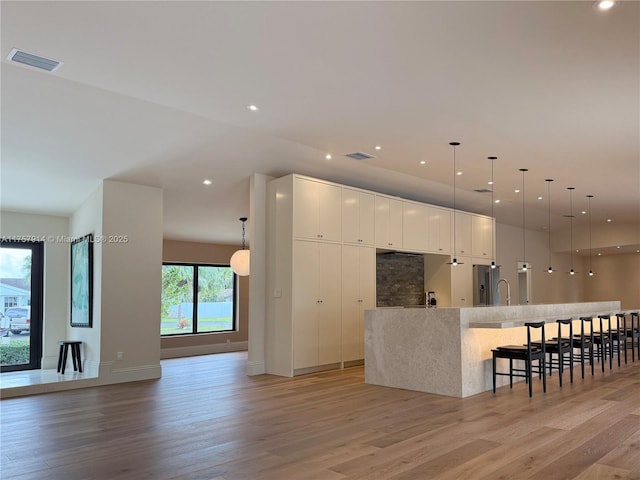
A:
1 1 639 248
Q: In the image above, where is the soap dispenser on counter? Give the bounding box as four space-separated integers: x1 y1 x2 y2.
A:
426 291 437 308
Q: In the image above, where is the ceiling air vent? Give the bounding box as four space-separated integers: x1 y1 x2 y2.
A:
7 48 63 72
474 188 494 193
345 152 375 161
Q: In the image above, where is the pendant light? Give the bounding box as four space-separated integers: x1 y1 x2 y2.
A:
566 187 577 275
519 168 529 271
230 217 250 276
545 179 554 273
488 156 498 269
586 194 595 276
448 142 463 266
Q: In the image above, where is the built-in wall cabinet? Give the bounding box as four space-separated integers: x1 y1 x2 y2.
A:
342 245 375 364
266 173 496 376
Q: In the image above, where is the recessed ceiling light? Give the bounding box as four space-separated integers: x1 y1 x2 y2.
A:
325 154 332 160
617 245 621 249
598 252 602 256
247 105 259 111
419 160 426 165
607 218 612 222
488 181 494 185
203 179 212 185
456 171 463 176
581 211 587 215
495 199 501 204
375 146 382 150
514 189 520 193
537 196 543 200
595 0 617 11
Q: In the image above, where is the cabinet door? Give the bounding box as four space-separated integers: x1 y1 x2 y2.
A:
341 245 361 362
388 198 404 248
450 261 473 307
375 196 391 248
472 215 493 259
317 182 342 242
358 192 375 246
293 241 319 369
342 246 375 363
294 177 341 241
426 206 451 254
403 202 428 252
342 189 374 245
318 242 342 365
454 212 472 257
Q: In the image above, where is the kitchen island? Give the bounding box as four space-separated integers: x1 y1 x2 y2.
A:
364 301 620 398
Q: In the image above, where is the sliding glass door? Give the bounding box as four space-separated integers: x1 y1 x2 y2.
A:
0 241 43 372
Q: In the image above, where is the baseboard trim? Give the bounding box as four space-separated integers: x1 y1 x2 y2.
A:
160 341 248 359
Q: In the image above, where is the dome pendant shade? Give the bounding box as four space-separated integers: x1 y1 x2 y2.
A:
230 217 250 276
230 249 250 276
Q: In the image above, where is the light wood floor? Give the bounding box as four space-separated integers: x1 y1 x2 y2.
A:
1 351 639 480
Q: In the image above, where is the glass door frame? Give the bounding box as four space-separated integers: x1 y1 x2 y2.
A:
0 240 44 372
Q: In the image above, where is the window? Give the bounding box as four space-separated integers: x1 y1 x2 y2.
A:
161 263 236 336
4 297 18 309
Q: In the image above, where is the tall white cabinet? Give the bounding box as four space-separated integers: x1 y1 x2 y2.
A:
342 245 375 364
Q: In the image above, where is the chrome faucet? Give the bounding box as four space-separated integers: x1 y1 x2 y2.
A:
497 278 511 306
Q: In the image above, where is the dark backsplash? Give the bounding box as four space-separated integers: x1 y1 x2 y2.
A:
376 253 424 306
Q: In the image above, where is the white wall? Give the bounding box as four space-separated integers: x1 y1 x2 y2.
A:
496 222 585 304
0 211 69 368
69 183 104 374
99 180 163 383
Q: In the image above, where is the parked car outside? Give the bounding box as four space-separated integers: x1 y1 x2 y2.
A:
5 307 30 334
0 312 8 337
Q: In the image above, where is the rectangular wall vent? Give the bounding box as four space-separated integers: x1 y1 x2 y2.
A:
7 48 63 72
345 152 375 160
474 188 494 193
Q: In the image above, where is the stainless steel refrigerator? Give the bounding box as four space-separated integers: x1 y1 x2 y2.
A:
473 264 501 306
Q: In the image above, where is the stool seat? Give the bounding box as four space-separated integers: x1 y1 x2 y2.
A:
57 341 83 374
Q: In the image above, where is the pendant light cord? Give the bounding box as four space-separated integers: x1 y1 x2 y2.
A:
520 169 528 267
546 179 553 271
449 142 460 260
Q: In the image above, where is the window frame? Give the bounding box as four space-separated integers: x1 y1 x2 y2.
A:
161 262 237 337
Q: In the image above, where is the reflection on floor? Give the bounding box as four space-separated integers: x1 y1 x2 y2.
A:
0 368 99 398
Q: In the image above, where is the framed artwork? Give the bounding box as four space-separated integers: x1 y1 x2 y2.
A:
70 234 93 327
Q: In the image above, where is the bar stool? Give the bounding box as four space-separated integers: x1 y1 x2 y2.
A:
614 313 630 365
535 318 573 387
573 317 595 378
629 312 640 362
57 341 83 374
593 315 614 372
492 321 546 397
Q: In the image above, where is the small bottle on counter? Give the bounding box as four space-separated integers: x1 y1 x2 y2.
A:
427 291 437 308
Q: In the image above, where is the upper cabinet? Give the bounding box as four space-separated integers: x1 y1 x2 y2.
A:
342 188 375 246
294 177 342 242
426 206 451 254
402 201 429 252
375 195 403 249
472 215 494 259
453 212 472 257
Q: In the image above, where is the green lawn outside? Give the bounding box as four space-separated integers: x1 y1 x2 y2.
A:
161 316 233 335
0 337 30 366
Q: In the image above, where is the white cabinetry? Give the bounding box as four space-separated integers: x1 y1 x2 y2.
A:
375 195 403 249
426 206 451 254
450 261 473 307
341 245 375 363
453 212 472 257
402 201 429 252
472 215 494 260
294 177 342 242
293 240 342 369
342 188 375 245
